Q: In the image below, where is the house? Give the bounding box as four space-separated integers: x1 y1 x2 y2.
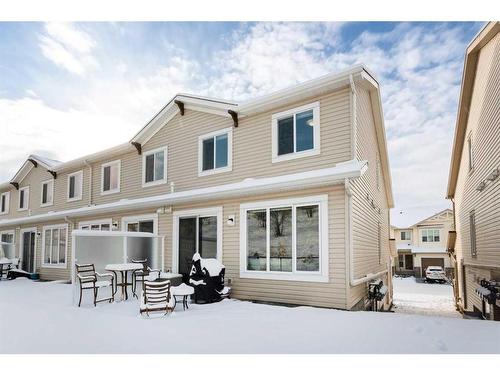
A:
446 22 500 320
0 64 394 311
392 209 454 278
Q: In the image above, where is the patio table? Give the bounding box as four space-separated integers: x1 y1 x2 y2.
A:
105 263 143 301
170 283 195 310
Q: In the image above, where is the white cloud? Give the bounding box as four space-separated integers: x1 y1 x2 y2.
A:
2 22 474 227
39 22 98 75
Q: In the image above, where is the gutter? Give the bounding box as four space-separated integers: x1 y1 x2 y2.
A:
345 178 389 288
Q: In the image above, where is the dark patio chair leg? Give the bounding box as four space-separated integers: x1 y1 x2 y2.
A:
78 286 83 307
94 286 98 307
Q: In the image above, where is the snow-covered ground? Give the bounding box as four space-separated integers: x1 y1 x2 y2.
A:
393 276 461 318
1 279 499 354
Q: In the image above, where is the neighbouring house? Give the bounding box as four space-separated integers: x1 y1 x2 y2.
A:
0 65 394 311
446 21 500 321
392 209 454 278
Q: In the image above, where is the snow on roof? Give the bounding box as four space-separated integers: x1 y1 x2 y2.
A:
30 154 62 168
411 247 447 254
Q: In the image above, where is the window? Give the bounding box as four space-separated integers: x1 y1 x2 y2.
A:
240 195 328 282
42 225 67 267
421 228 440 243
18 186 29 211
400 231 411 241
272 102 320 163
398 254 404 268
142 147 167 186
122 214 158 234
468 135 474 172
67 170 83 201
198 128 232 176
79 219 112 231
470 211 477 257
0 192 10 215
41 179 54 207
101 160 120 194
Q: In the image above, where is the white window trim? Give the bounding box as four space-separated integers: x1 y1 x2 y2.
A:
142 146 168 187
17 186 30 211
19 227 36 273
101 160 121 195
40 179 54 207
1 230 15 247
198 127 233 177
121 213 159 234
41 224 68 269
0 191 10 215
271 101 321 163
67 170 84 202
79 218 113 230
239 194 328 282
171 206 223 274
421 228 440 243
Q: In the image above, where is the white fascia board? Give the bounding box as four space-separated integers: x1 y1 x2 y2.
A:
0 159 366 227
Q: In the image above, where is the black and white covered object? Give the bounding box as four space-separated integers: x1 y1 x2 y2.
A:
189 253 231 303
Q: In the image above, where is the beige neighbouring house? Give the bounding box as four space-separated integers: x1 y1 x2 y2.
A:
392 209 454 278
0 65 394 311
446 21 500 320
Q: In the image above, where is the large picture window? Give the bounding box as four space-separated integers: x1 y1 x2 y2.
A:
241 195 328 282
198 128 232 176
142 146 167 186
42 224 67 267
272 102 320 163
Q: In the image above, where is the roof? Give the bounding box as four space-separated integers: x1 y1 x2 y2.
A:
0 159 367 228
1 65 393 207
447 22 500 199
393 208 453 230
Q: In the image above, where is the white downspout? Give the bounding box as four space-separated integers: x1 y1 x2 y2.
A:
349 74 357 160
84 160 92 206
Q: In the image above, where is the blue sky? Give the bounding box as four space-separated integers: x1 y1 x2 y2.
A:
0 22 482 226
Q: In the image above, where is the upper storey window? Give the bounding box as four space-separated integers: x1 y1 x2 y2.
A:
400 230 411 241
198 128 232 176
101 160 121 195
272 102 320 163
68 170 83 202
18 186 30 211
0 192 10 215
41 179 54 207
421 228 440 243
142 147 167 187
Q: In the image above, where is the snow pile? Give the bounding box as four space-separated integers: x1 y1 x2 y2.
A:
0 278 499 354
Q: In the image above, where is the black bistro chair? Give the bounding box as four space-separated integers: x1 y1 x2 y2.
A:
75 263 115 307
131 259 160 298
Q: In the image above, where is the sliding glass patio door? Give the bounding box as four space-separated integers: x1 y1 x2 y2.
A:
21 231 36 273
178 215 218 279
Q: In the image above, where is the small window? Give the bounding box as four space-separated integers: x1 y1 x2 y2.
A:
400 231 411 241
79 220 112 231
470 211 477 257
41 179 54 207
272 102 320 163
18 186 29 211
421 228 440 243
67 171 83 201
142 147 167 186
468 136 474 172
42 225 68 267
198 128 232 176
101 160 121 194
0 192 10 214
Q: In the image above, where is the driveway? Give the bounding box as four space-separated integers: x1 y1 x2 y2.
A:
392 276 461 318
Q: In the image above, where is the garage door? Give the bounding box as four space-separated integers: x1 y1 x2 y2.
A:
421 258 445 277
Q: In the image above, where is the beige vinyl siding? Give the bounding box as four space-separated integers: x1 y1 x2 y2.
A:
348 85 391 309
86 88 352 206
166 185 347 309
453 33 500 312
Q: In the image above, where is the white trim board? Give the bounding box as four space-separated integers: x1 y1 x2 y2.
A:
171 206 223 274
